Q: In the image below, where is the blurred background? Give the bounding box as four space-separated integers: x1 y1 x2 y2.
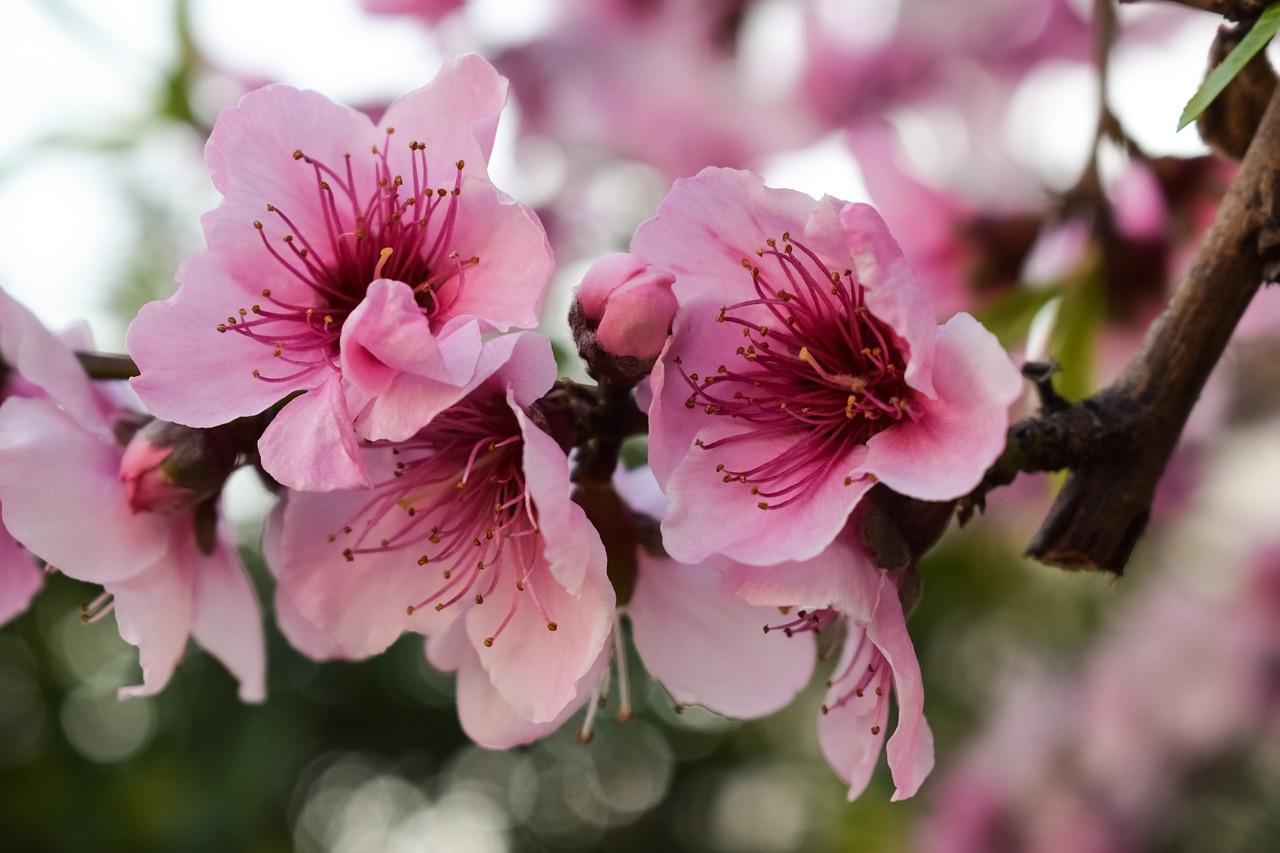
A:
3 1 1280 851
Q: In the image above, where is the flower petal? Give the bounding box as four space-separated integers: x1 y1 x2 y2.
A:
187 523 266 703
113 557 196 699
628 550 815 718
258 373 373 491
0 523 41 626
864 312 1022 500
0 398 169 583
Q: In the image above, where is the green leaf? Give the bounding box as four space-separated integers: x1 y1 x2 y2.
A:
1177 2 1280 131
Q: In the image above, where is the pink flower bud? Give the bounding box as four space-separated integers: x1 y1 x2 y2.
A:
118 420 235 515
576 253 678 360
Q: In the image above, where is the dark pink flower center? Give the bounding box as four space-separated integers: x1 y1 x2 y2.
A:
677 233 915 510
216 131 479 385
330 394 560 644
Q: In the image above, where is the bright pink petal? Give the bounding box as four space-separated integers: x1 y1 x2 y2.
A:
0 523 41 626
112 557 196 699
258 373 373 491
517 401 606 594
341 280 483 441
464 555 614 723
628 550 815 718
630 167 819 304
186 524 266 703
864 313 1021 500
716 536 881 619
0 398 169 583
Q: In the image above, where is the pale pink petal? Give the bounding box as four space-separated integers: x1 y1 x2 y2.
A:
715 537 881 620
838 204 938 397
426 179 554 332
864 313 1022 500
0 288 108 439
379 54 508 175
817 629 891 801
258 373 372 491
628 550 815 718
479 331 558 409
202 84 378 248
0 523 41 626
267 486 442 659
128 247 324 427
517 401 606 594
868 581 934 801
113 557 196 699
660 416 873 565
341 280 483 441
0 398 169 583
186 524 266 703
464 554 614 723
428 625 608 748
630 168 820 304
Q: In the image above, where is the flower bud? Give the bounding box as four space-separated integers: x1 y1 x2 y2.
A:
119 419 236 515
575 253 678 360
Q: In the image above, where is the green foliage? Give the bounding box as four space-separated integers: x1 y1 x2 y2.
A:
1178 2 1280 131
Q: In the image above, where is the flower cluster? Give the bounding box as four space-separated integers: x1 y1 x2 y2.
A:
0 53 1022 803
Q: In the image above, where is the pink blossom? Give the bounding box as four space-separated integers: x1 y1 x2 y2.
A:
0 326 264 700
268 332 613 726
128 55 553 490
637 168 1023 566
721 533 933 801
0 287 121 625
361 0 465 23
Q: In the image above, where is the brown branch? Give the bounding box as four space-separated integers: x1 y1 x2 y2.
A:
76 352 139 380
1018 82 1280 573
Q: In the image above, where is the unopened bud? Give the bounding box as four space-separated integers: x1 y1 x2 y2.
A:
575 253 677 360
118 419 236 515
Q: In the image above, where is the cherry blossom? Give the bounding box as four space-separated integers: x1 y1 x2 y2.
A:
128 55 553 490
268 332 612 726
638 167 1023 566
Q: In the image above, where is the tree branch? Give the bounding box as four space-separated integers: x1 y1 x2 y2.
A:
1016 81 1280 572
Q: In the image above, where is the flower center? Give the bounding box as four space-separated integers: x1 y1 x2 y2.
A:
677 233 915 510
330 394 560 644
216 130 480 385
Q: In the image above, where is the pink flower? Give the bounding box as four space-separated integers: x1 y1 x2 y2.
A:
722 534 933 801
637 168 1023 566
575 252 678 360
268 332 613 726
0 303 264 700
0 287 120 625
128 55 553 491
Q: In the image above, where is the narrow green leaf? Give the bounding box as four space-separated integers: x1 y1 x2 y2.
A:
1178 2 1280 131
